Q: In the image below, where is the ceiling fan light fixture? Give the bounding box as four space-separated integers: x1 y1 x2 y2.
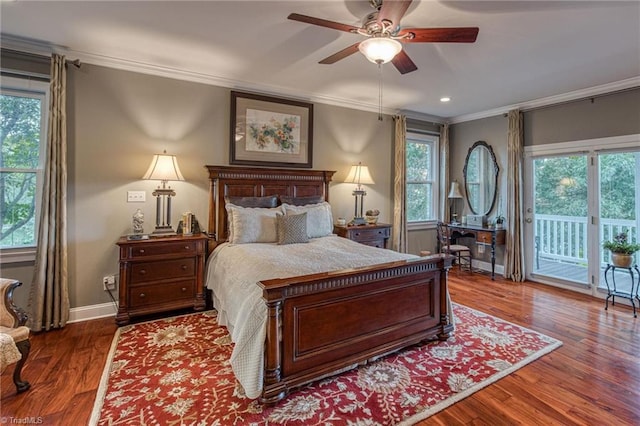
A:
358 37 402 64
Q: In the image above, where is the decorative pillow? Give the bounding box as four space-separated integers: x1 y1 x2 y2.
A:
279 195 325 206
226 204 282 244
276 212 309 245
224 195 278 208
283 202 333 239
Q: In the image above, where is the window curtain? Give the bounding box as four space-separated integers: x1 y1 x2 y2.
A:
27 53 69 331
439 123 450 223
392 115 408 252
504 109 525 282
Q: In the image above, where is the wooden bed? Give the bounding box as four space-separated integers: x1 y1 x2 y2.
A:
205 165 453 404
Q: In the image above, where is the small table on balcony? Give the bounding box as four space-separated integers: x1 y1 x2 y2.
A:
604 263 640 318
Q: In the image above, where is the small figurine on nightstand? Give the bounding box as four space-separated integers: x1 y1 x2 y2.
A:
132 209 144 234
365 209 380 225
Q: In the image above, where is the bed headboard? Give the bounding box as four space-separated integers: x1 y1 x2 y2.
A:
205 165 335 241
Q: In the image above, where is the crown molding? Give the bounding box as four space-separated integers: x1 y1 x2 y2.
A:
399 110 446 124
3 34 637 123
1 34 393 117
448 76 640 124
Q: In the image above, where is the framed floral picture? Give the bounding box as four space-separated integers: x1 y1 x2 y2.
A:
230 91 313 168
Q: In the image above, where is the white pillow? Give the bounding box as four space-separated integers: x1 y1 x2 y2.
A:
283 202 333 238
226 204 282 244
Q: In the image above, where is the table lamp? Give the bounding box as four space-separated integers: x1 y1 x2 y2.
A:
448 180 464 225
345 162 374 225
143 150 184 235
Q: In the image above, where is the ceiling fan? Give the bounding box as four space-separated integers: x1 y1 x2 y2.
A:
288 0 479 75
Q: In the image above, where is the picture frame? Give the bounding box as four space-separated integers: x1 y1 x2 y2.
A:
230 91 313 168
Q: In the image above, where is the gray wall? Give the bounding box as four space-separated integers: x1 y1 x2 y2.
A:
446 87 640 267
524 88 640 144
449 115 508 263
4 63 396 310
3 54 638 309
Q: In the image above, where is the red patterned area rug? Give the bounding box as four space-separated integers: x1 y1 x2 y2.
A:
90 304 561 425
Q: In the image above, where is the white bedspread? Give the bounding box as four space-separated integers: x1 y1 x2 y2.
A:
205 235 416 399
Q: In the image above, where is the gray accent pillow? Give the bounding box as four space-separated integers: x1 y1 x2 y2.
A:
279 195 325 206
225 195 278 208
276 212 309 245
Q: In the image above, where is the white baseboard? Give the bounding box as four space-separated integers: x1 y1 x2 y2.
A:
68 302 117 323
472 260 505 277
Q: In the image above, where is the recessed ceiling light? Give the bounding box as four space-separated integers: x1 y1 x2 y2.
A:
440 97 451 102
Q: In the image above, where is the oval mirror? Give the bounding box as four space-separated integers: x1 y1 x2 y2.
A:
463 141 499 216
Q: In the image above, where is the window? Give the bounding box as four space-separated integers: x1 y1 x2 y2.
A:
406 132 439 226
1 76 49 262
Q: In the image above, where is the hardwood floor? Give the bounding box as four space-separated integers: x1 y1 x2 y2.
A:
1 270 638 425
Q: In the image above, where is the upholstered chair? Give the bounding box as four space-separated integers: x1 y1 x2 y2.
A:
0 278 31 393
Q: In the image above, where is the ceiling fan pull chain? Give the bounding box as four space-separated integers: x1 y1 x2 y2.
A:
378 63 383 121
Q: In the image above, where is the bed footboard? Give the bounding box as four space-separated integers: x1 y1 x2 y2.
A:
258 255 453 404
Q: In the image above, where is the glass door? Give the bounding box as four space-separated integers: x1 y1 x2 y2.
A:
525 136 640 296
526 154 590 286
597 151 640 294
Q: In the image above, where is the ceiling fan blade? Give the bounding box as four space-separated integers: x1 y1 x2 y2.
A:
319 42 361 64
378 0 413 29
288 13 360 33
399 27 479 43
391 50 418 74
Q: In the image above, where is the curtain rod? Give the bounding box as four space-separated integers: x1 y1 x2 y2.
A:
504 86 640 116
2 48 81 68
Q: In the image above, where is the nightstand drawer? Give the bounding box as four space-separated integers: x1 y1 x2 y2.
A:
359 240 386 249
126 241 198 258
350 227 391 242
129 258 196 284
333 223 392 249
128 280 195 308
476 231 505 245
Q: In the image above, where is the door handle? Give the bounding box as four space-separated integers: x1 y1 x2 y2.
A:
525 218 532 223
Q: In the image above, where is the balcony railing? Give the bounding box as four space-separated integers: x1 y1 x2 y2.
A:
534 214 638 267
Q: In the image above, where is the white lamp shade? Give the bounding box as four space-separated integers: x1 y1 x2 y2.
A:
448 181 464 199
358 37 402 64
142 153 185 182
345 163 375 186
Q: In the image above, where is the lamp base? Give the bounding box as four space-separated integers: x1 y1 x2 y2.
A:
152 226 176 236
350 217 367 226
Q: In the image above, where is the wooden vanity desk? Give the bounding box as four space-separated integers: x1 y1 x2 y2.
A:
447 224 506 280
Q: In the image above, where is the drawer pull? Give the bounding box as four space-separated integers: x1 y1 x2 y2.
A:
139 293 146 298
181 287 187 292
139 269 147 275
181 265 187 270
377 230 383 235
354 232 361 236
184 245 190 250
139 249 145 254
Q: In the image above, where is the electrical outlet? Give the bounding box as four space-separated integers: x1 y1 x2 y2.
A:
127 191 146 202
103 275 116 291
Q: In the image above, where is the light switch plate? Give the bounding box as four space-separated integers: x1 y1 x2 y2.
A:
127 190 146 202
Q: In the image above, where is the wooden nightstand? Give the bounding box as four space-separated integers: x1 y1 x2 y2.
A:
333 223 392 249
115 234 208 325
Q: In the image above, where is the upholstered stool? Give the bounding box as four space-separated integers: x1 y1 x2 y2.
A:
0 278 31 393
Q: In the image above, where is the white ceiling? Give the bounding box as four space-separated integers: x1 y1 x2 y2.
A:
2 1 639 121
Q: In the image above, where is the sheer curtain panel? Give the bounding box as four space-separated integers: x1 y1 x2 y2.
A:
28 54 69 331
392 115 408 252
504 109 525 282
440 123 450 223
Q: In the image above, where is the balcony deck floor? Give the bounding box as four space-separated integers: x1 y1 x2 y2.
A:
534 258 638 295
